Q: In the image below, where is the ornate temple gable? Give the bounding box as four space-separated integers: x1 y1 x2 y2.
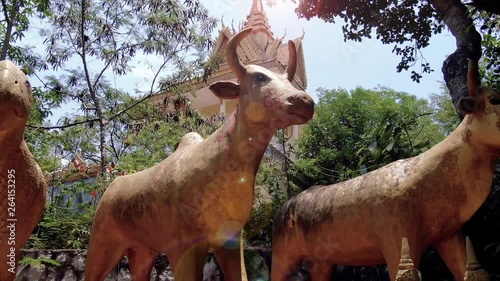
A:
276 35 307 90
210 27 232 60
264 35 283 61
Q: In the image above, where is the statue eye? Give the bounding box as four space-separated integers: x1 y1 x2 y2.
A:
254 73 269 83
490 98 500 105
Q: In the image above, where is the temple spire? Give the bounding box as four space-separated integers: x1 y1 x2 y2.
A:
250 0 264 15
243 0 273 41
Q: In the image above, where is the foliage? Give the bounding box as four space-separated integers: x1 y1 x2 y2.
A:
44 0 215 74
246 154 291 247
0 0 52 73
25 128 62 173
429 84 461 136
27 179 98 249
357 111 433 171
25 86 66 173
293 86 445 186
118 108 226 172
480 28 500 90
281 0 443 82
18 256 61 267
34 0 217 171
474 9 500 87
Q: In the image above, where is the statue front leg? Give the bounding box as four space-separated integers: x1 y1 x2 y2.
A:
434 231 467 281
214 231 248 281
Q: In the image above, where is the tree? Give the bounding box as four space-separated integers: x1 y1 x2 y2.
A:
293 86 446 186
0 0 51 73
118 107 227 172
481 25 500 90
38 0 216 172
284 0 499 119
429 83 461 136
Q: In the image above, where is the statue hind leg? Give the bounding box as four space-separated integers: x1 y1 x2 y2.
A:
84 217 128 281
128 247 158 281
168 242 208 281
84 238 127 280
271 237 303 281
307 260 335 281
214 231 248 281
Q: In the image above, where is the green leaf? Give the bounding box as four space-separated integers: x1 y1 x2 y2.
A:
368 140 378 154
19 257 61 267
380 124 394 144
372 146 383 160
386 140 395 152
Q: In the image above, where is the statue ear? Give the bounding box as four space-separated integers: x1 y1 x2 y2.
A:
467 59 480 97
458 96 479 115
209 81 241 100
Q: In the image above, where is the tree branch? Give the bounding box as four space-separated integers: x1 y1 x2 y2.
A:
0 0 15 60
429 0 482 120
79 0 108 172
107 126 120 160
149 41 182 95
28 20 203 131
107 92 155 121
1 0 10 23
27 91 155 130
27 118 99 129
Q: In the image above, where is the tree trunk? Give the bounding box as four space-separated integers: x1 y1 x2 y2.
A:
79 0 107 174
429 0 482 120
0 0 20 60
0 19 13 60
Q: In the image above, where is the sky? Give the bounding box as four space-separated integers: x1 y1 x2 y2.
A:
25 0 458 123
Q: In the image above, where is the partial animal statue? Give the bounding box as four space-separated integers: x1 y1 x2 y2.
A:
84 27 314 281
0 60 47 281
271 60 499 281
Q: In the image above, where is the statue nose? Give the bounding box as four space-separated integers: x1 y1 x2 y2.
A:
286 93 314 120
